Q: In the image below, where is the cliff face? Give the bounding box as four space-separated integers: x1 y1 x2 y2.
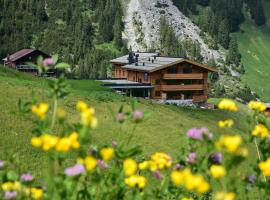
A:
122 0 224 61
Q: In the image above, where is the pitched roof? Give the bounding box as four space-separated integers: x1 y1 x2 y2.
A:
111 53 217 73
3 49 50 62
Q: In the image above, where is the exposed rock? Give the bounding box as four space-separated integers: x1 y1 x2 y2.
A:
122 0 225 61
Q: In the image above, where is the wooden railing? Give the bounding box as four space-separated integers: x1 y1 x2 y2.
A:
160 84 204 91
163 73 204 80
193 95 207 103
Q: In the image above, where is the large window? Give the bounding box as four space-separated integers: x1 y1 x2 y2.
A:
167 66 178 73
183 64 192 74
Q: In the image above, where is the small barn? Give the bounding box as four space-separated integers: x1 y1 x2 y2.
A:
2 49 53 75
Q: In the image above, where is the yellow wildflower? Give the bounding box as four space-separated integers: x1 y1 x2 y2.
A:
139 161 150 170
124 175 147 188
123 159 137 176
218 99 238 112
31 137 43 147
57 108 66 119
32 103 49 120
1 182 21 191
69 132 80 149
76 101 88 112
84 156 97 171
171 170 185 186
210 165 226 179
214 192 235 200
248 101 266 112
181 198 194 200
258 157 270 176
100 147 114 161
218 119 234 128
41 134 59 151
149 152 172 171
31 188 43 199
252 124 269 138
197 181 210 194
216 135 242 153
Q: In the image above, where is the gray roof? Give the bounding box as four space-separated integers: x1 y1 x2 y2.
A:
122 57 183 72
110 52 159 64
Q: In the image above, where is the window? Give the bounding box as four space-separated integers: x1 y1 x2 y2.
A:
155 91 161 97
155 79 161 85
183 64 192 74
167 66 178 73
144 73 149 81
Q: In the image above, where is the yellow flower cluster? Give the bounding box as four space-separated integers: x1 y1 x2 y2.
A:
215 135 242 153
78 156 97 171
76 101 98 128
218 119 234 128
32 103 49 120
31 132 80 152
252 124 269 138
258 157 270 176
124 159 137 176
181 198 194 200
210 165 226 179
1 181 21 191
138 152 172 171
248 101 266 112
100 147 114 161
214 192 235 200
171 169 210 194
30 188 43 199
124 175 147 189
218 99 238 112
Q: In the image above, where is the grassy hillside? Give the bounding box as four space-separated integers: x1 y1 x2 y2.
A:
236 0 270 102
0 66 251 173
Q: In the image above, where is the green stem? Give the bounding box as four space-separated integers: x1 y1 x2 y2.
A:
126 124 137 146
254 138 267 182
51 97 58 130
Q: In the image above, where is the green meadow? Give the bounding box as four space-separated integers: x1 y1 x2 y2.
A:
236 0 270 102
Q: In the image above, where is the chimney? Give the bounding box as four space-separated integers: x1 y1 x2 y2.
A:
128 52 135 64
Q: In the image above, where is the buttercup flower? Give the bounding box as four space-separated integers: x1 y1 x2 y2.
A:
123 159 137 176
31 103 49 120
218 99 238 112
248 101 266 112
84 156 97 171
210 165 226 179
149 152 172 171
124 175 147 188
181 197 194 200
214 192 235 200
77 101 98 128
21 173 34 182
258 157 270 176
252 124 269 138
31 188 43 199
139 161 150 170
100 147 114 161
65 164 85 176
215 135 242 153
4 191 17 200
43 58 54 66
218 119 234 128
1 182 21 191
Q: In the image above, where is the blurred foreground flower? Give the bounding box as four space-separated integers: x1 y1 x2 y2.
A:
248 101 266 112
21 173 34 182
210 165 226 179
215 135 242 153
214 192 235 200
252 124 269 138
32 103 49 120
258 157 270 176
218 99 238 112
65 164 85 177
124 159 137 176
124 175 147 188
100 147 114 161
218 119 234 128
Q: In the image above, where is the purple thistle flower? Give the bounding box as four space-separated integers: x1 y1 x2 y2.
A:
173 163 182 170
21 173 34 182
209 153 222 164
0 160 4 169
4 191 17 200
65 164 85 177
186 152 197 164
116 113 125 123
133 110 144 122
43 58 54 67
247 175 256 184
187 128 203 140
152 171 162 180
97 160 109 170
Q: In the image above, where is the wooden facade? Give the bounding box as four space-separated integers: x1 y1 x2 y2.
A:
111 55 217 104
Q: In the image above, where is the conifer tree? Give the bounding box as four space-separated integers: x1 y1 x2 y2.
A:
227 36 240 66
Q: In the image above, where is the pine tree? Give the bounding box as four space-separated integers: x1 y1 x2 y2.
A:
218 19 230 49
227 36 240 66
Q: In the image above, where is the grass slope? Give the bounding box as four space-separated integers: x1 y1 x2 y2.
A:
0 66 251 175
236 0 270 102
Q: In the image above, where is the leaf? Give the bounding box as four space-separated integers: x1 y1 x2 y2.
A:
52 54 59 64
131 100 137 111
7 171 19 181
55 62 70 69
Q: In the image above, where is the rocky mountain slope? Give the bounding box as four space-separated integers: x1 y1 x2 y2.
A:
122 0 224 61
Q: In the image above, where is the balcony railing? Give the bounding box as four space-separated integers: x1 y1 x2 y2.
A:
163 73 204 80
160 84 204 91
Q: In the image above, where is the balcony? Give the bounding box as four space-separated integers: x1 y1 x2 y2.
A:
160 84 204 91
163 73 204 80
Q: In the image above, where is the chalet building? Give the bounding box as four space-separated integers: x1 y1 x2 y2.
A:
108 52 217 104
2 49 53 75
